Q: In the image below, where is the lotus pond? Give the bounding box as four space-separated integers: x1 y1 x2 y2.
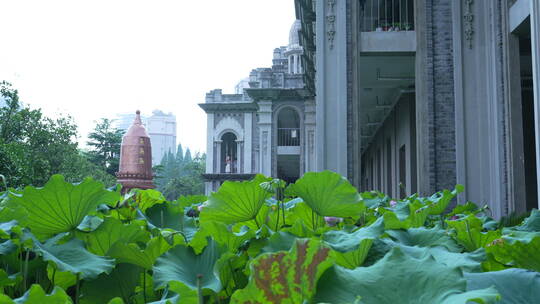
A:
0 171 539 303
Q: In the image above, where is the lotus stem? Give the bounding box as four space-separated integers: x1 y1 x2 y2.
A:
197 274 204 304
22 250 30 292
143 269 147 303
75 273 81 304
275 203 280 231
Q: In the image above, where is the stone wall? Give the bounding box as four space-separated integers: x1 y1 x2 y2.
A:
415 0 457 195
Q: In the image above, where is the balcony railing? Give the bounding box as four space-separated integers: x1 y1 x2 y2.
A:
278 128 300 146
360 0 414 32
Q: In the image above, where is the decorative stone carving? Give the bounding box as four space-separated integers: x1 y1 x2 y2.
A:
214 116 244 141
326 0 336 50
463 0 474 49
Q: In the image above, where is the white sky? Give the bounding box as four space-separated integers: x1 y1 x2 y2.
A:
0 0 296 153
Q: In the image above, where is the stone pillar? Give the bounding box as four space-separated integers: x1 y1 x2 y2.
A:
315 0 348 176
216 140 222 173
236 140 243 173
531 0 540 208
244 113 253 173
304 100 317 173
258 101 273 176
206 113 214 174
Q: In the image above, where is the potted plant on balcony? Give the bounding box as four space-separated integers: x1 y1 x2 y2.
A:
404 23 412 31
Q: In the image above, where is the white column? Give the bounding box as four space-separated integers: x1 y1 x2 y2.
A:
258 101 273 176
315 0 348 175
531 0 540 208
205 113 214 173
288 55 293 74
304 100 317 173
244 113 253 173
236 140 243 173
216 140 222 173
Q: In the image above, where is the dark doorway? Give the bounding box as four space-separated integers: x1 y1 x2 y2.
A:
519 33 537 211
220 132 237 173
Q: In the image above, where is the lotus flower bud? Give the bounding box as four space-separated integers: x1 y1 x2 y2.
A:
324 216 343 227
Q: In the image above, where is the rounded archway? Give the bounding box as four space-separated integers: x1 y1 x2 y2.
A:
220 132 237 173
275 106 302 184
277 107 301 146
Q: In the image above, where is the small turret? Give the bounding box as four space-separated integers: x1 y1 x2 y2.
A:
116 110 155 193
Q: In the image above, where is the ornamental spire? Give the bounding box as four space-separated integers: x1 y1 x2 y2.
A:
116 110 155 193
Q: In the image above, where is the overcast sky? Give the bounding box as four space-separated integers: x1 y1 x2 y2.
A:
0 0 296 153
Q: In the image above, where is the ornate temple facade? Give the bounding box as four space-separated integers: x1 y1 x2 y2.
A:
200 21 315 194
295 0 540 217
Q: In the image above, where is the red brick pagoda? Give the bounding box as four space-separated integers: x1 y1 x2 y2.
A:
116 110 155 193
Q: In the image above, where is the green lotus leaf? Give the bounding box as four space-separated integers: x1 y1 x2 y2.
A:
80 263 141 304
176 195 208 208
145 201 184 231
107 298 125 304
261 231 298 253
382 199 429 229
134 189 166 212
0 269 16 290
0 220 18 238
513 209 540 232
286 171 364 217
314 247 500 304
76 215 103 232
447 215 501 251
199 221 256 253
34 234 115 280
385 226 461 252
8 175 120 239
147 281 199 304
79 217 149 256
384 241 486 272
230 239 333 304
200 175 271 225
485 231 540 272
0 240 17 255
322 218 383 269
465 269 540 304
108 236 172 269
286 202 325 231
420 186 463 216
47 264 76 290
153 239 223 293
449 202 479 216
11 284 72 304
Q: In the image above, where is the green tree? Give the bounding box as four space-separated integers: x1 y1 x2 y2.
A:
86 118 124 176
175 143 184 164
184 148 192 164
0 81 114 190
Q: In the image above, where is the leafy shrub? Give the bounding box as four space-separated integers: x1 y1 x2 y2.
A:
0 171 539 303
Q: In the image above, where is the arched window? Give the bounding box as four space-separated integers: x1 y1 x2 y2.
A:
220 132 237 173
277 108 300 146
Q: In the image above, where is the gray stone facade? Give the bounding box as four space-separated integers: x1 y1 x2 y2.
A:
200 21 315 194
296 0 540 218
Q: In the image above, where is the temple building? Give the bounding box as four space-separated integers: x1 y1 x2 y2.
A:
199 20 315 194
295 0 540 217
116 110 155 193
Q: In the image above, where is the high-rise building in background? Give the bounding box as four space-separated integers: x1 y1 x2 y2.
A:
114 110 177 166
146 110 177 165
